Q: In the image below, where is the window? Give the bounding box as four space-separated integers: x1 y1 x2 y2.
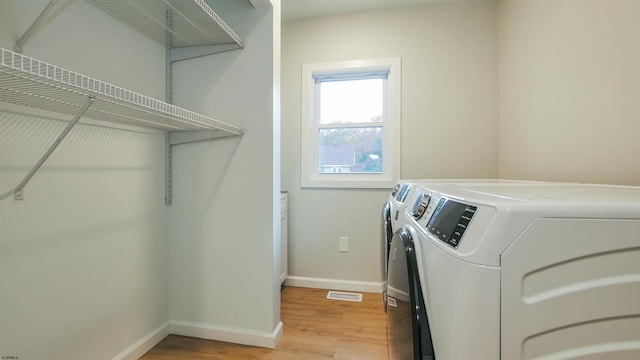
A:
301 58 401 188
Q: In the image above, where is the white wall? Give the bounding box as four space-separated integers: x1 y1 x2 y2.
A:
499 0 640 185
1 0 281 356
281 1 499 286
0 0 168 359
169 0 281 344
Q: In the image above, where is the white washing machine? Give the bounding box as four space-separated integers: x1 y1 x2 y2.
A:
388 180 640 359
387 180 422 230
382 180 423 311
383 179 544 315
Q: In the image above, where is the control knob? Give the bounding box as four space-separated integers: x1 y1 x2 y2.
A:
411 193 431 219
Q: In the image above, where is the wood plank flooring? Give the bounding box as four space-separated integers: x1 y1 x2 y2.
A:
140 286 389 359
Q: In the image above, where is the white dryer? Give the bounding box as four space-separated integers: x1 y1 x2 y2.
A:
389 180 640 359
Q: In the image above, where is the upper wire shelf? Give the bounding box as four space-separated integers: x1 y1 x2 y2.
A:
86 0 244 49
0 48 243 134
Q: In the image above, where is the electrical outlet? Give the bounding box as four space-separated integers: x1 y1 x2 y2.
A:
339 237 349 252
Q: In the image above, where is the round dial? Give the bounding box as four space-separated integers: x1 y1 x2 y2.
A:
411 193 431 219
391 183 401 197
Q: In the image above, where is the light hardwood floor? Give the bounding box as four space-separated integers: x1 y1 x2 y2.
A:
140 286 389 359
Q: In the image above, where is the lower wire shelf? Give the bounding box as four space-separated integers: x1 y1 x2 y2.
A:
0 48 243 134
0 47 243 201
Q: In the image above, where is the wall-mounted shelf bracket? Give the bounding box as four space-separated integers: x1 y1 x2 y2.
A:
168 129 240 145
164 129 241 205
165 133 173 205
13 0 59 53
13 96 95 201
169 43 242 63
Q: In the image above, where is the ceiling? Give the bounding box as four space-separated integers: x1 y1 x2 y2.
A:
281 0 453 21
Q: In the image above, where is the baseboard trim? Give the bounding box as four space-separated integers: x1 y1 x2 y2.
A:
112 321 171 360
112 319 284 359
170 320 284 349
110 278 381 358
284 276 384 293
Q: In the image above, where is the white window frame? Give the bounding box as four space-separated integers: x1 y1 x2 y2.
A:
301 57 401 188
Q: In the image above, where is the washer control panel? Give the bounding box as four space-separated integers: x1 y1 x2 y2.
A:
390 183 401 197
410 192 478 248
395 184 413 203
427 198 477 248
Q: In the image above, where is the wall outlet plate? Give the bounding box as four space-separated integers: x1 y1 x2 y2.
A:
339 236 348 252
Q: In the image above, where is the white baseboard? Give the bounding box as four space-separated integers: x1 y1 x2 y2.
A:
109 277 380 359
112 321 171 360
170 320 284 349
111 319 283 359
284 276 384 293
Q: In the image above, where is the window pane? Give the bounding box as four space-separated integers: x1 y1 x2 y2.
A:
318 127 383 173
319 79 383 124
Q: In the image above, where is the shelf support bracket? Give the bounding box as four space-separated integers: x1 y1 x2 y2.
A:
165 9 174 206
162 10 242 205
165 129 238 205
169 43 242 63
165 132 173 205
13 96 95 201
168 130 238 145
13 0 59 53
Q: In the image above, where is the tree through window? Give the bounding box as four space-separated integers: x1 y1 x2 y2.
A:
317 76 384 174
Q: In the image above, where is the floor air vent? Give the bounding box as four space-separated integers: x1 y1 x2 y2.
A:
326 291 363 302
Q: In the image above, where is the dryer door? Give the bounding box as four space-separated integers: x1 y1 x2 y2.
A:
382 202 393 312
387 227 435 360
382 202 394 273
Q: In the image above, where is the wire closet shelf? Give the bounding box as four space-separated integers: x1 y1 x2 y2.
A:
0 48 243 134
86 0 244 48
